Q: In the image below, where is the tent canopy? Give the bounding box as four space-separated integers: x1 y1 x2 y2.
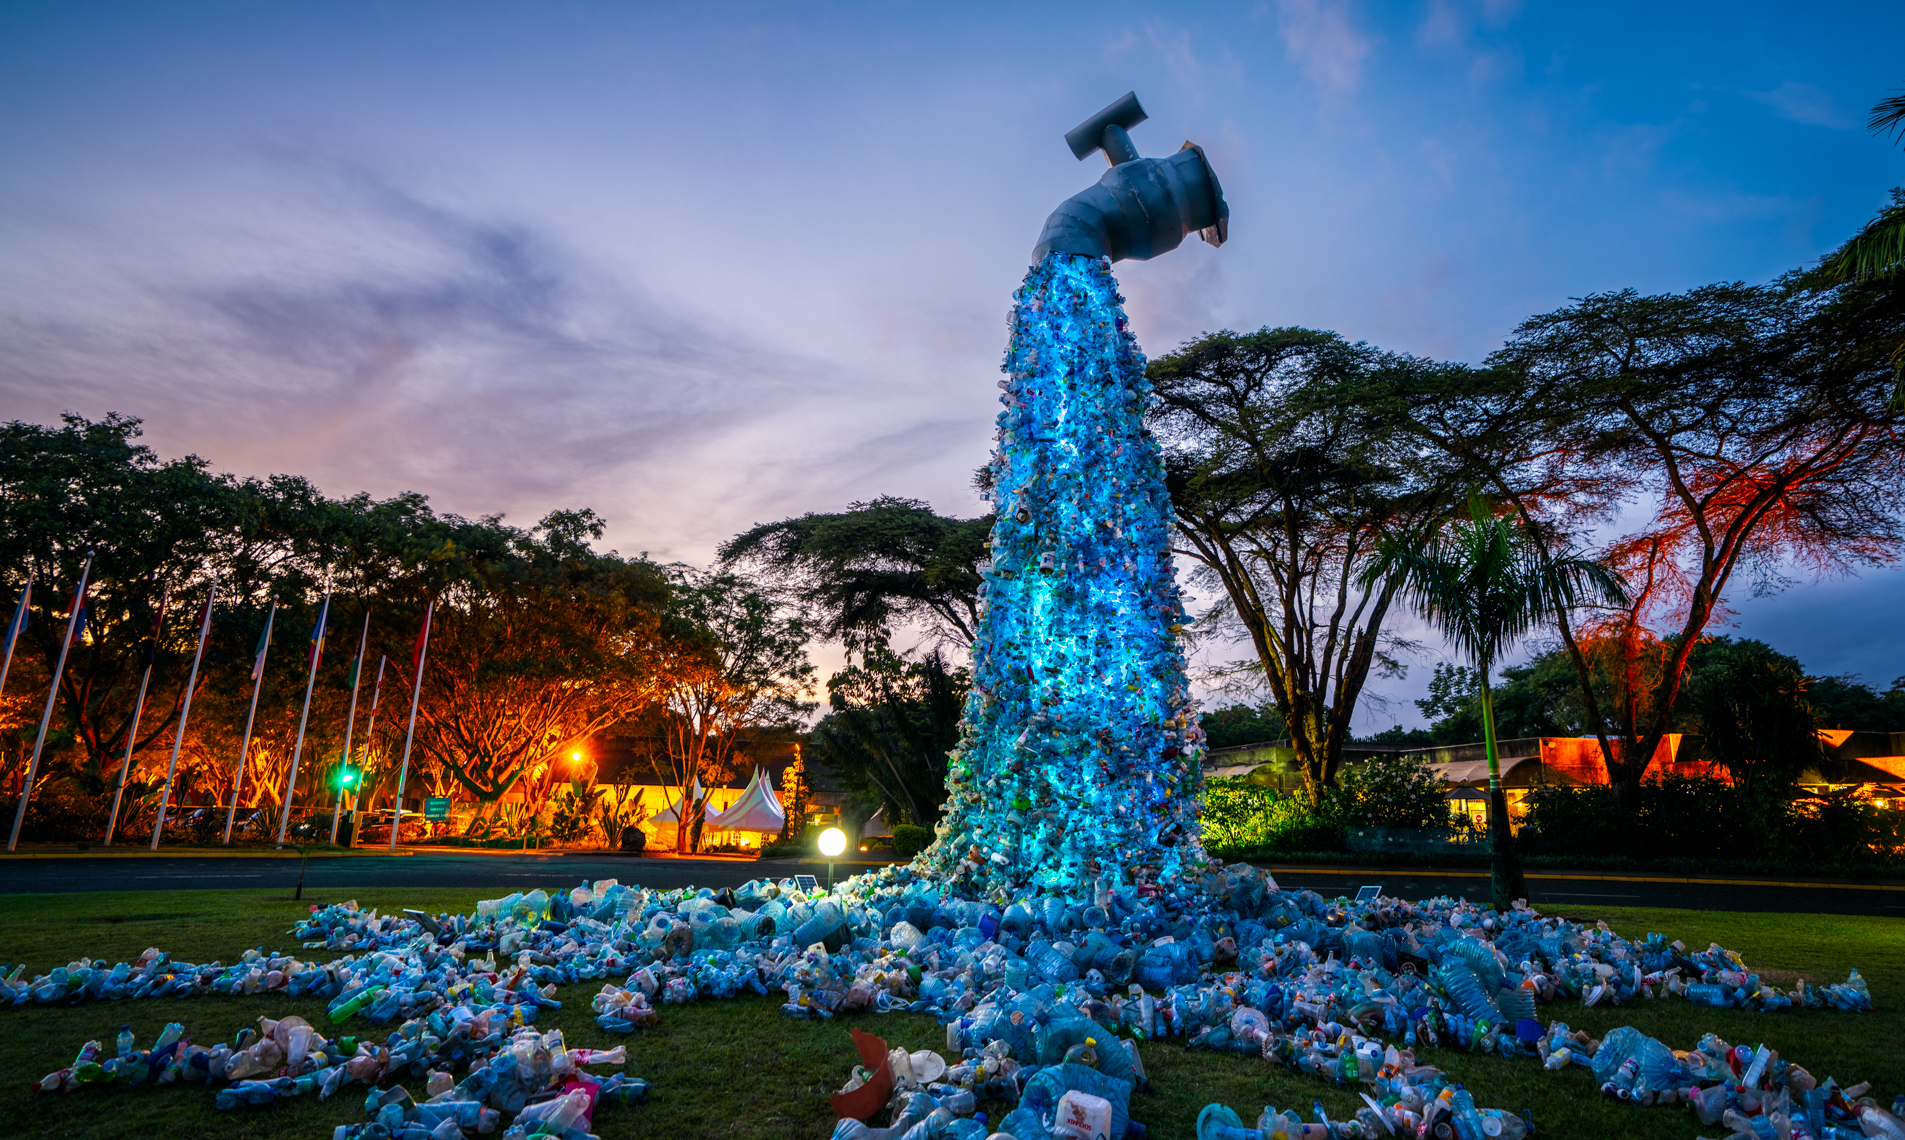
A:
707 769 786 833
651 777 704 823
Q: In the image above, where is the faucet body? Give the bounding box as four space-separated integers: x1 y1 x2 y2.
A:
1033 92 1229 263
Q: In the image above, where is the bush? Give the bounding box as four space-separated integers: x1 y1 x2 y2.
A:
1336 754 1451 829
890 824 933 859
548 782 603 843
760 824 825 858
1520 776 1903 866
15 780 105 843
1200 778 1344 853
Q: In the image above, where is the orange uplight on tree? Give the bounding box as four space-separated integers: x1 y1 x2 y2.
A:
570 751 583 763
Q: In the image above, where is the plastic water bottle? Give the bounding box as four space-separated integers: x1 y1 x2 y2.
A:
1450 1088 1487 1140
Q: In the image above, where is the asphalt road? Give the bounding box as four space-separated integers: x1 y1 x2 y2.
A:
0 852 824 896
0 853 1899 916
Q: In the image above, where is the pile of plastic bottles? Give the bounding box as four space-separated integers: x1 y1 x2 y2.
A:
9 862 1892 1140
32 1009 647 1138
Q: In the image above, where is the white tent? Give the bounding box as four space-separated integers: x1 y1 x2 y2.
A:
706 768 786 833
651 777 705 823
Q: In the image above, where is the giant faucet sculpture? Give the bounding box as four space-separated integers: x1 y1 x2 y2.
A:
923 94 1227 891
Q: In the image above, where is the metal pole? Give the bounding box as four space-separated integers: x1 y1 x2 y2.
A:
348 656 386 848
390 602 432 852
224 601 275 844
105 585 168 845
9 553 92 852
0 581 32 726
330 612 370 845
277 584 331 845
151 580 216 851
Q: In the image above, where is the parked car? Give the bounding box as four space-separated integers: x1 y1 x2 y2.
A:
858 835 894 854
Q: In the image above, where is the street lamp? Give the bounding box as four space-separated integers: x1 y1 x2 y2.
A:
819 826 847 889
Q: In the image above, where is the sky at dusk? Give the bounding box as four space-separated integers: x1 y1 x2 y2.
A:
3 2 1902 728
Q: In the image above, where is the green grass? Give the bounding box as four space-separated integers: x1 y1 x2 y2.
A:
0 891 1899 1140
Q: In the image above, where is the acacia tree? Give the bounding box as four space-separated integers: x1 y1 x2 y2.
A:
403 513 672 819
1146 329 1464 806
649 567 812 852
1433 283 1905 810
718 496 990 654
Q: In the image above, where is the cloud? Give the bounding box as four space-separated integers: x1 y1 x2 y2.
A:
1271 0 1373 96
1145 25 1243 91
1744 80 1854 129
0 155 855 559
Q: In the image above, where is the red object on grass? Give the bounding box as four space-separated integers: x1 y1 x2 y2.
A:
829 1028 893 1120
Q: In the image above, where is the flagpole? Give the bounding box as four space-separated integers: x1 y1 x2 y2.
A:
348 655 386 848
105 584 169 846
0 581 32 720
224 600 276 844
277 582 331 845
330 611 370 845
151 579 216 851
9 553 93 852
391 600 433 853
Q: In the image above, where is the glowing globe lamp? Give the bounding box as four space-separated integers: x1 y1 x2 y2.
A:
819 826 847 889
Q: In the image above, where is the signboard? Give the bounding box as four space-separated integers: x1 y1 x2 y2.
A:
422 797 452 822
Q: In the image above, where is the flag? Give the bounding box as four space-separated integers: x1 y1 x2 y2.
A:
2 582 28 655
346 646 362 689
192 593 216 671
137 587 171 672
251 617 272 681
65 583 91 648
368 655 386 712
307 596 330 669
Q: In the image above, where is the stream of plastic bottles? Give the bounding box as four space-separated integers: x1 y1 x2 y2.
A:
12 859 1899 1140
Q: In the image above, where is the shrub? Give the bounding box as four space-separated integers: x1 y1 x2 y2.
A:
760 823 825 858
1519 776 1904 866
15 780 105 843
890 824 933 859
1200 777 1344 853
1518 783 1629 857
548 782 604 843
1336 754 1451 829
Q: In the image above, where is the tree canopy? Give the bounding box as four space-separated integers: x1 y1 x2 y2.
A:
718 496 990 653
1147 328 1462 804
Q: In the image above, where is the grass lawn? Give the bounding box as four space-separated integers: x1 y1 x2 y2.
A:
0 889 1898 1140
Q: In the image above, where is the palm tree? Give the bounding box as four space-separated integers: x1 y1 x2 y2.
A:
1811 83 1905 407
1362 497 1626 911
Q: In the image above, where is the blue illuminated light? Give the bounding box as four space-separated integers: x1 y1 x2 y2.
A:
923 253 1206 892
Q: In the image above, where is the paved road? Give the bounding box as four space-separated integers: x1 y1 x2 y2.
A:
0 853 843 896
1255 865 1905 918
1 853 1900 916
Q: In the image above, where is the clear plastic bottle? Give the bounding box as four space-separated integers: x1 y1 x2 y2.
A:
1449 1089 1488 1140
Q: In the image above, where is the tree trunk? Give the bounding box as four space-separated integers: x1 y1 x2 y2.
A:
1480 677 1525 910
